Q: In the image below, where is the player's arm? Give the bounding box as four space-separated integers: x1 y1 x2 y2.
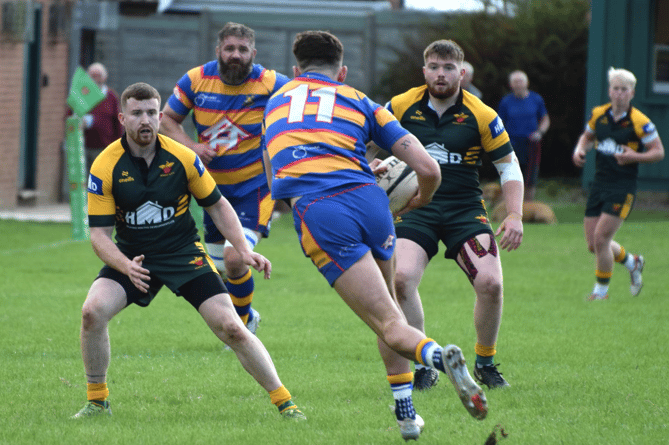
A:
160 104 217 165
492 153 524 251
572 129 596 168
204 197 271 279
390 133 441 213
616 136 665 166
90 226 151 293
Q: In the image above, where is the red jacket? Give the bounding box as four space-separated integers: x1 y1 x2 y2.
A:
83 88 123 149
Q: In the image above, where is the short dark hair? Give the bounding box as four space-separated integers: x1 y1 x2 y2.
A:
217 22 255 47
292 30 343 71
423 40 464 64
120 82 161 110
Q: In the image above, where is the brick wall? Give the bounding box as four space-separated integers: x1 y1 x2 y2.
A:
0 41 24 208
0 0 72 209
37 36 70 205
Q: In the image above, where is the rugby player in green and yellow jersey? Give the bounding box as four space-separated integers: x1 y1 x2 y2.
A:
573 67 664 301
72 82 305 420
369 40 524 390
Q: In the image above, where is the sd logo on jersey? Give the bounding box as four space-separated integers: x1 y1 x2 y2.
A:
88 174 103 195
194 156 205 177
489 116 505 139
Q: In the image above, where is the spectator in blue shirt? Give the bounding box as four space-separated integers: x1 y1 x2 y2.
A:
498 70 550 201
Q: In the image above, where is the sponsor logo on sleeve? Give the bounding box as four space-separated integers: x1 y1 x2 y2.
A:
489 116 505 138
194 156 205 177
643 122 656 134
88 174 103 195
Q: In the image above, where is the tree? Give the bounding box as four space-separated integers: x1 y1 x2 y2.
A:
375 0 590 178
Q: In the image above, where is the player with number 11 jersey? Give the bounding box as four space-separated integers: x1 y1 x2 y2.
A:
263 72 407 200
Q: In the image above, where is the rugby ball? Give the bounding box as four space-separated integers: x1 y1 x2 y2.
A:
375 156 419 214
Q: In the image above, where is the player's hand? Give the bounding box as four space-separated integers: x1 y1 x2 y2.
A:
614 145 635 165
396 191 430 216
572 148 586 168
369 158 388 177
529 131 543 142
127 255 151 293
192 142 218 165
242 252 272 279
495 214 523 251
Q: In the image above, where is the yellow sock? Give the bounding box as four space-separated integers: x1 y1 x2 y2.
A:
615 246 626 263
475 343 496 357
269 385 292 410
414 337 436 365
87 382 109 402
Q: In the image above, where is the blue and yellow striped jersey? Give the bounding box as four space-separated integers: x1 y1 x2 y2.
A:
263 72 408 200
166 61 290 198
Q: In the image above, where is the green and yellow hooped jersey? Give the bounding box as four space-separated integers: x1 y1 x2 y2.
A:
586 103 658 186
388 86 513 199
87 134 222 256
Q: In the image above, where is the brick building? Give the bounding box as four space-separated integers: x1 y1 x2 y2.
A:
0 0 72 209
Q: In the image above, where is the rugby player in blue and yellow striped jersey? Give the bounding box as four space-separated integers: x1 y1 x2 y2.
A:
72 82 304 420
161 23 291 332
262 30 488 441
573 67 664 301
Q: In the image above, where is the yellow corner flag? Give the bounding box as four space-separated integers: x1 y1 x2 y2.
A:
67 67 105 117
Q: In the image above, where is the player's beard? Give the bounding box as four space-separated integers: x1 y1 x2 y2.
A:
128 127 155 147
218 55 253 85
426 81 459 100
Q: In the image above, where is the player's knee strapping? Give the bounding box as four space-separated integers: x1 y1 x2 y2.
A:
206 243 226 277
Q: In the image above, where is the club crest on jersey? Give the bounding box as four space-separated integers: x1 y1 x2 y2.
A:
159 161 175 176
88 174 103 195
243 95 255 107
475 214 489 224
454 112 468 124
194 156 205 176
189 256 206 268
489 116 505 138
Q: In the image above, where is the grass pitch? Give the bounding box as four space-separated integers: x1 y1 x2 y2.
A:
0 201 667 444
